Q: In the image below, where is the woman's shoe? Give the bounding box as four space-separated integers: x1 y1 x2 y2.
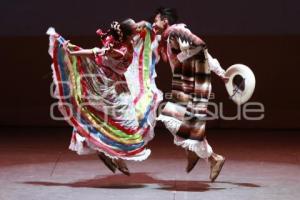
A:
97 152 117 173
113 159 130 176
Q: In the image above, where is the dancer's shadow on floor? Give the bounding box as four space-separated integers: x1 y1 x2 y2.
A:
23 173 260 192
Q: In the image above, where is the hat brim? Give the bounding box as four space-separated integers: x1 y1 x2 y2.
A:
225 64 256 105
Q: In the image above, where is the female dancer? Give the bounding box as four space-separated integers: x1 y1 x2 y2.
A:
47 19 162 175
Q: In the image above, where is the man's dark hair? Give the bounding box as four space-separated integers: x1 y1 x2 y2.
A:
155 7 178 25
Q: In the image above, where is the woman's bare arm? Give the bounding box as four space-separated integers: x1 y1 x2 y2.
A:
68 49 94 56
63 40 105 56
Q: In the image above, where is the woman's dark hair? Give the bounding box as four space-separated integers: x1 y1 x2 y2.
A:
105 19 134 42
155 7 178 25
119 19 134 41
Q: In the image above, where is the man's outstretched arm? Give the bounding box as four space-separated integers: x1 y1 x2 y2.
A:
206 51 229 82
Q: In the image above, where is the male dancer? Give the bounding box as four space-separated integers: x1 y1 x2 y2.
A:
153 8 228 182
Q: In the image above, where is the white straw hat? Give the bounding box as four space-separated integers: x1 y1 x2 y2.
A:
225 64 256 105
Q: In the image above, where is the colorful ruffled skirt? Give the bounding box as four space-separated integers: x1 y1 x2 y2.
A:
47 28 162 161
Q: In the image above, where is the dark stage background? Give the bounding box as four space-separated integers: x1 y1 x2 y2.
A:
0 0 300 129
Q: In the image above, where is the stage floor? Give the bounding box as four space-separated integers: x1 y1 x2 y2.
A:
0 127 299 200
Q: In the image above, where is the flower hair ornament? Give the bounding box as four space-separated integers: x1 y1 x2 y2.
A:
110 21 123 42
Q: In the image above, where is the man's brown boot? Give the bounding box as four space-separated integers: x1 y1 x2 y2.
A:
186 149 200 173
208 153 225 182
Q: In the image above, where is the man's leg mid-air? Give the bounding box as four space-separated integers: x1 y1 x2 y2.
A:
177 119 225 182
